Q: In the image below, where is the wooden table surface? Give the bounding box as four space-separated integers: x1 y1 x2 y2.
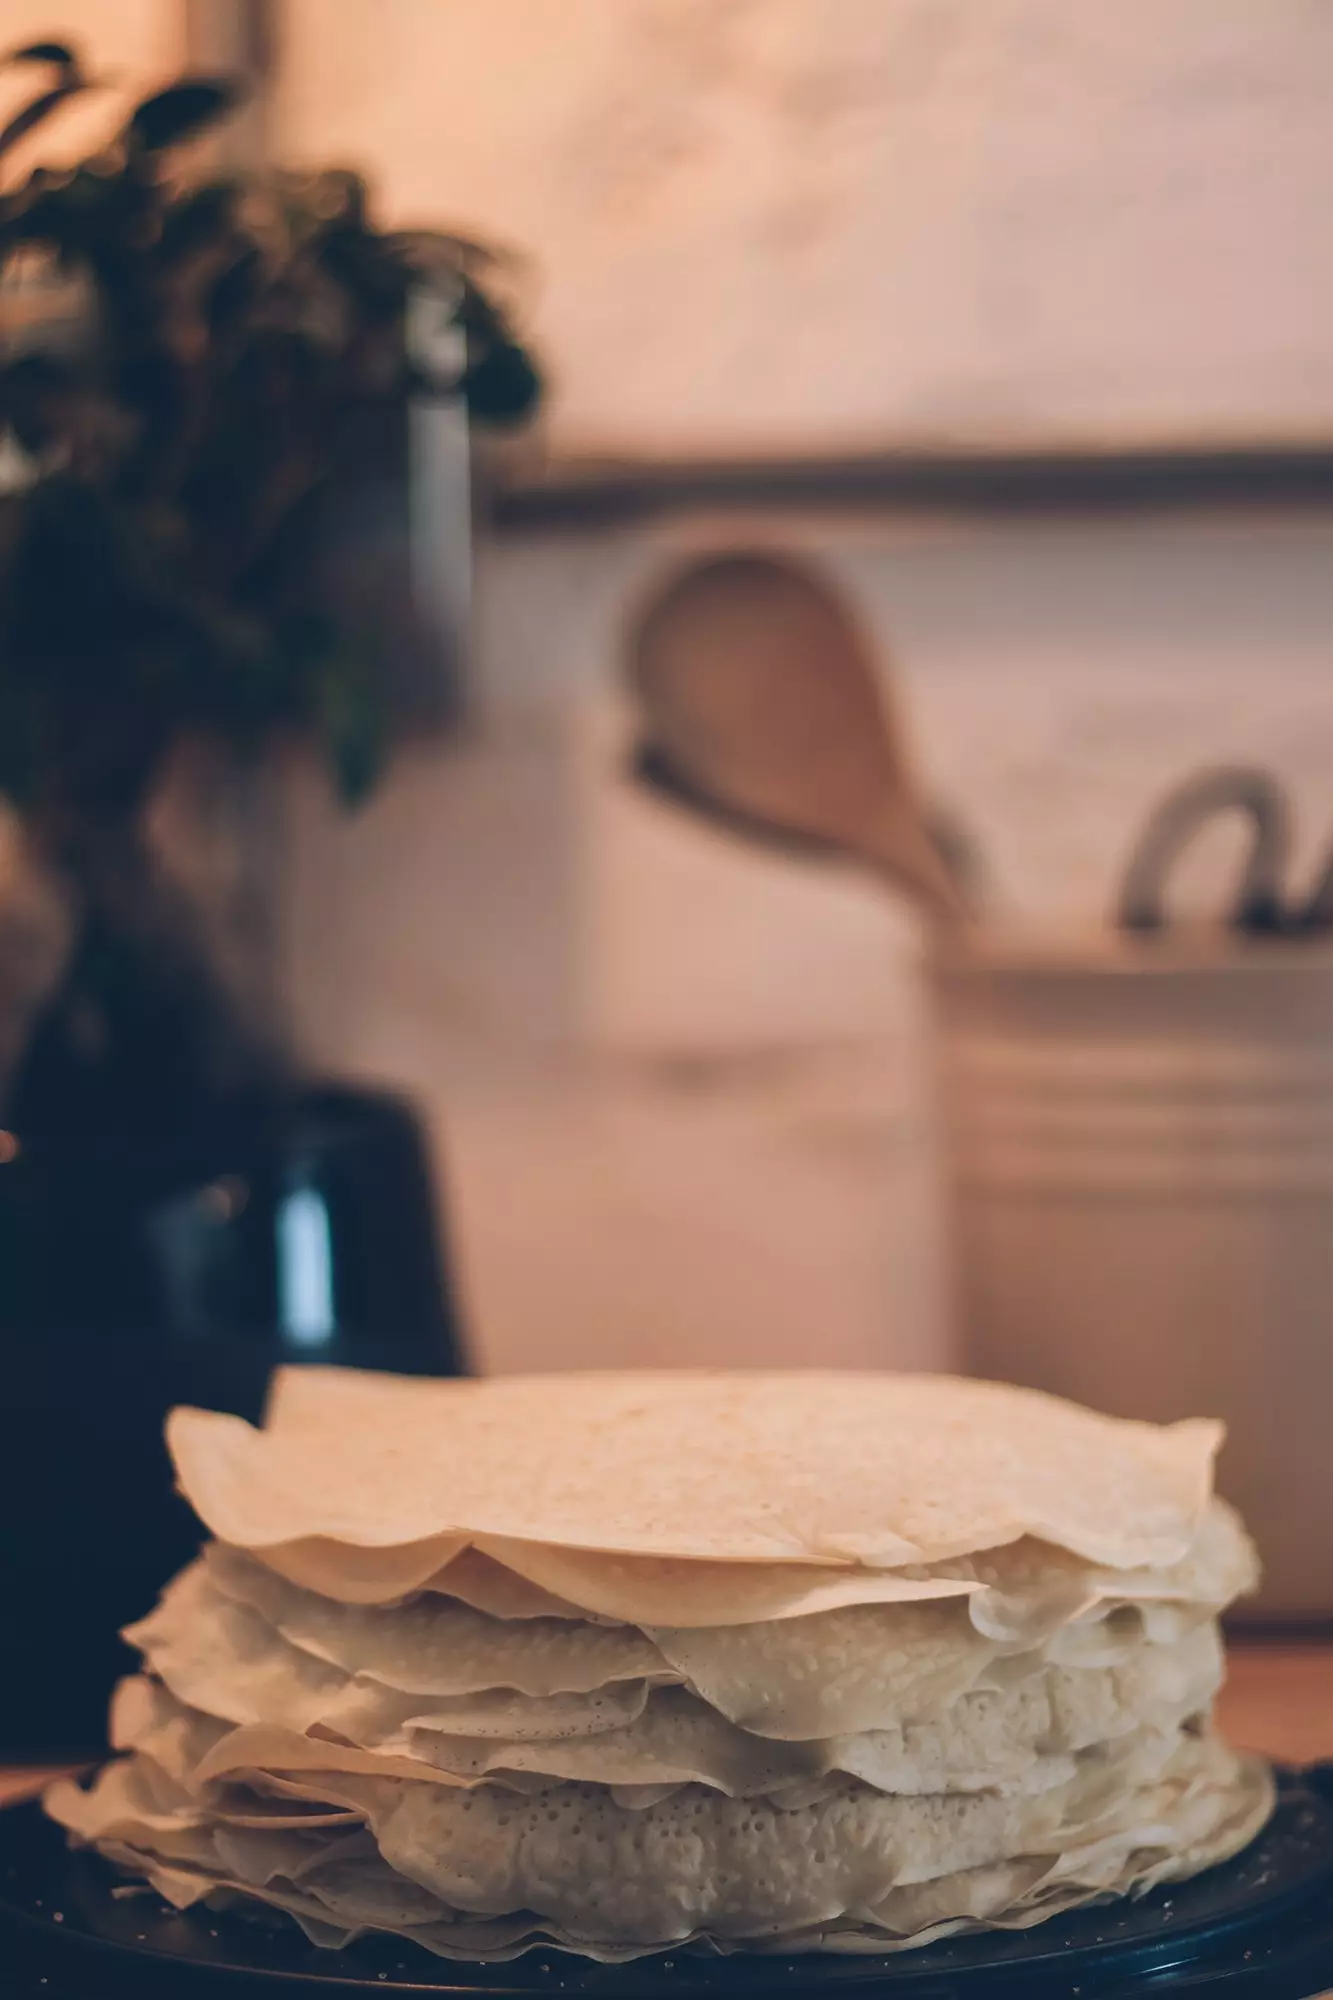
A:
2 1639 1328 1809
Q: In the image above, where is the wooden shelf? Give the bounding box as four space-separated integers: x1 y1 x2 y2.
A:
490 446 1333 531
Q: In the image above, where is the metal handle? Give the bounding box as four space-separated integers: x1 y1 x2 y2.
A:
1116 766 1292 934
1292 843 1333 935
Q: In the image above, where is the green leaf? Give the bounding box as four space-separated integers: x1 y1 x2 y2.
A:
158 179 239 259
7 43 79 74
463 339 541 424
0 352 79 454
312 638 389 807
0 681 41 808
127 78 242 154
0 82 90 161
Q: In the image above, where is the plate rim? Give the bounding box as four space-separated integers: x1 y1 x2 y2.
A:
3 1768 1333 1995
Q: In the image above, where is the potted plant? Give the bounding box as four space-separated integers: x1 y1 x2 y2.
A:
0 40 540 1750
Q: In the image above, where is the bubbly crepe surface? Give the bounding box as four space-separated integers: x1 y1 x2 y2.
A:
48 1367 1269 1963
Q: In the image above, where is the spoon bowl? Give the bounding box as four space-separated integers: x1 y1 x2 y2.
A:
627 551 967 924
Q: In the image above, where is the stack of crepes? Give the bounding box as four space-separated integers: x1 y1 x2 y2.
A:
48 1368 1272 1963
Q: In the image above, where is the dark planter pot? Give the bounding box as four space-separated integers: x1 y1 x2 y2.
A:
0 1081 466 1759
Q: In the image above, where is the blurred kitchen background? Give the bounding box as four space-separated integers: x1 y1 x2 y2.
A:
283 3 1333 1368
3 2 1333 1588
6 0 1333 1372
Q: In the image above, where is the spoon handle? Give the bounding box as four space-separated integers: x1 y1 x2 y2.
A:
863 801 972 925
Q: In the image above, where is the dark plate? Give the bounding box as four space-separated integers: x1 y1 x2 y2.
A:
3 1770 1333 1998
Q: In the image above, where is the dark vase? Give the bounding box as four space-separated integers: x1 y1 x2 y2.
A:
0 1081 467 1758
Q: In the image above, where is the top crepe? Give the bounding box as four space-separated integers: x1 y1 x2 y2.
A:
168 1369 1220 1577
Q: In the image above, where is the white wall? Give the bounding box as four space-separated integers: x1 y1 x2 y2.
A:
274 0 1333 459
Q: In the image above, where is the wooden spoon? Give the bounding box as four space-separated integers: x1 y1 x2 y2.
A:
627 552 967 924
